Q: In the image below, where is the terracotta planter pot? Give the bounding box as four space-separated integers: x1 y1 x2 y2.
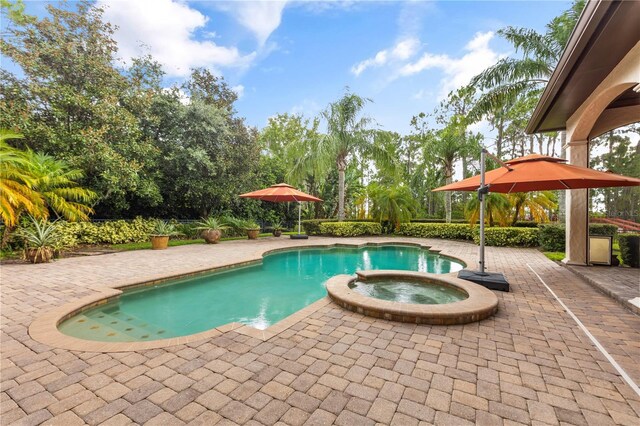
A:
246 229 260 240
201 229 222 244
25 247 53 264
150 235 170 250
272 230 282 237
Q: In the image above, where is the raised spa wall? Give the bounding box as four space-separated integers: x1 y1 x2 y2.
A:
326 270 499 325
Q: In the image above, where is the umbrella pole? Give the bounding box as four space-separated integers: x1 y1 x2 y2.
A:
298 202 302 235
479 148 487 274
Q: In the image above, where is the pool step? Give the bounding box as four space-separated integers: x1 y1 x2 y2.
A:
63 311 169 342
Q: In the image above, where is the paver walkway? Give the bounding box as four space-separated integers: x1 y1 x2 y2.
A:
1 237 639 425
566 264 640 314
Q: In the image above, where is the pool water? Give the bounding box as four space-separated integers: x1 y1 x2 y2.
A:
349 279 468 305
59 245 463 342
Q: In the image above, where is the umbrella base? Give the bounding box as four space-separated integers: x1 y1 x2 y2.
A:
458 269 510 292
290 234 309 240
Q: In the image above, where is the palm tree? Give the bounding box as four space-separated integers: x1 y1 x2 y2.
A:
368 183 418 230
0 132 46 227
465 193 511 227
426 124 466 223
509 191 557 225
468 1 585 119
319 90 390 220
23 150 96 221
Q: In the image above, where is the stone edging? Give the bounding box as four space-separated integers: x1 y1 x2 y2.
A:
563 264 640 315
326 270 498 325
28 240 469 352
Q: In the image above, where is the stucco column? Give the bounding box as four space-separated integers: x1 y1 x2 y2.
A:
563 140 589 265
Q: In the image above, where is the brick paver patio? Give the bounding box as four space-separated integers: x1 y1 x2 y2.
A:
2 237 639 425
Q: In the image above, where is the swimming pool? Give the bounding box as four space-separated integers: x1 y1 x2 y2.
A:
58 245 464 342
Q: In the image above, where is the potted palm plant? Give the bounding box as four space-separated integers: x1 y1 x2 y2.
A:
271 221 283 237
222 217 261 240
243 220 261 240
18 218 60 264
195 217 228 244
150 221 182 250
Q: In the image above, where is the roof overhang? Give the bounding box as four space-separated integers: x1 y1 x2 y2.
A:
526 0 640 134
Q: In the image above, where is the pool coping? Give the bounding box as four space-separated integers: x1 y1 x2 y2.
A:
29 240 469 352
326 270 499 325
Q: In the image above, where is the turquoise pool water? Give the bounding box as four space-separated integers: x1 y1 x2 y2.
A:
349 279 468 305
59 245 463 342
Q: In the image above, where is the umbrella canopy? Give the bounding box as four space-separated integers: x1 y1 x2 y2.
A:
433 154 640 193
239 183 322 202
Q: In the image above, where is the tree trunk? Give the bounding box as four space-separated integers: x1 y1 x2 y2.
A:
445 167 452 223
337 158 346 221
461 156 468 204
529 135 534 154
496 118 504 159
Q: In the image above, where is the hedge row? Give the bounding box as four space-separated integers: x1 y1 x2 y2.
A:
302 219 376 236
474 227 539 247
318 222 382 237
57 218 156 246
410 219 468 224
410 219 539 228
397 223 474 240
618 234 639 268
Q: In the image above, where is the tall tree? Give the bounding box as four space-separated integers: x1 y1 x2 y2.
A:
1 1 160 215
319 91 376 220
468 0 586 119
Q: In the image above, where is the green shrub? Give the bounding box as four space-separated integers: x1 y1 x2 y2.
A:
539 224 565 251
319 222 382 237
302 219 334 235
302 219 376 235
513 221 540 228
588 223 618 237
410 219 468 224
397 223 474 240
57 218 156 246
618 234 639 267
474 227 539 247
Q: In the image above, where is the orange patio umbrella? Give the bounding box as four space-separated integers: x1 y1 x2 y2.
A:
432 151 640 292
434 153 640 193
239 183 323 238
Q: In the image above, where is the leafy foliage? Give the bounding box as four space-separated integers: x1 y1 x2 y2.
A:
57 218 156 246
318 222 382 237
397 223 474 240
538 224 566 252
474 227 539 247
1 132 95 232
151 221 182 237
618 234 639 268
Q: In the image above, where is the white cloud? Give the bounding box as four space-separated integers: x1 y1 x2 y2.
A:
290 99 321 117
98 0 255 77
216 1 288 46
232 85 245 99
398 31 504 98
351 38 419 76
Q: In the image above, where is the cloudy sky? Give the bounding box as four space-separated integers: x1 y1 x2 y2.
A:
21 0 570 134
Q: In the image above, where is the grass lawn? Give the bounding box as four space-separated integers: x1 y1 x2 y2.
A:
109 232 302 251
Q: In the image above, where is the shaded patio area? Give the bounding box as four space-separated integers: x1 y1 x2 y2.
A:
1 237 639 425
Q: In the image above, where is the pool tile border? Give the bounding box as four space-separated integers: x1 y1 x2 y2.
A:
29 240 470 352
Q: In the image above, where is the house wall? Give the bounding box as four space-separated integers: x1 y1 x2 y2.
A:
563 42 640 265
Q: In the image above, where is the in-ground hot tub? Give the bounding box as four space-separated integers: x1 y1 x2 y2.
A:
326 270 498 325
